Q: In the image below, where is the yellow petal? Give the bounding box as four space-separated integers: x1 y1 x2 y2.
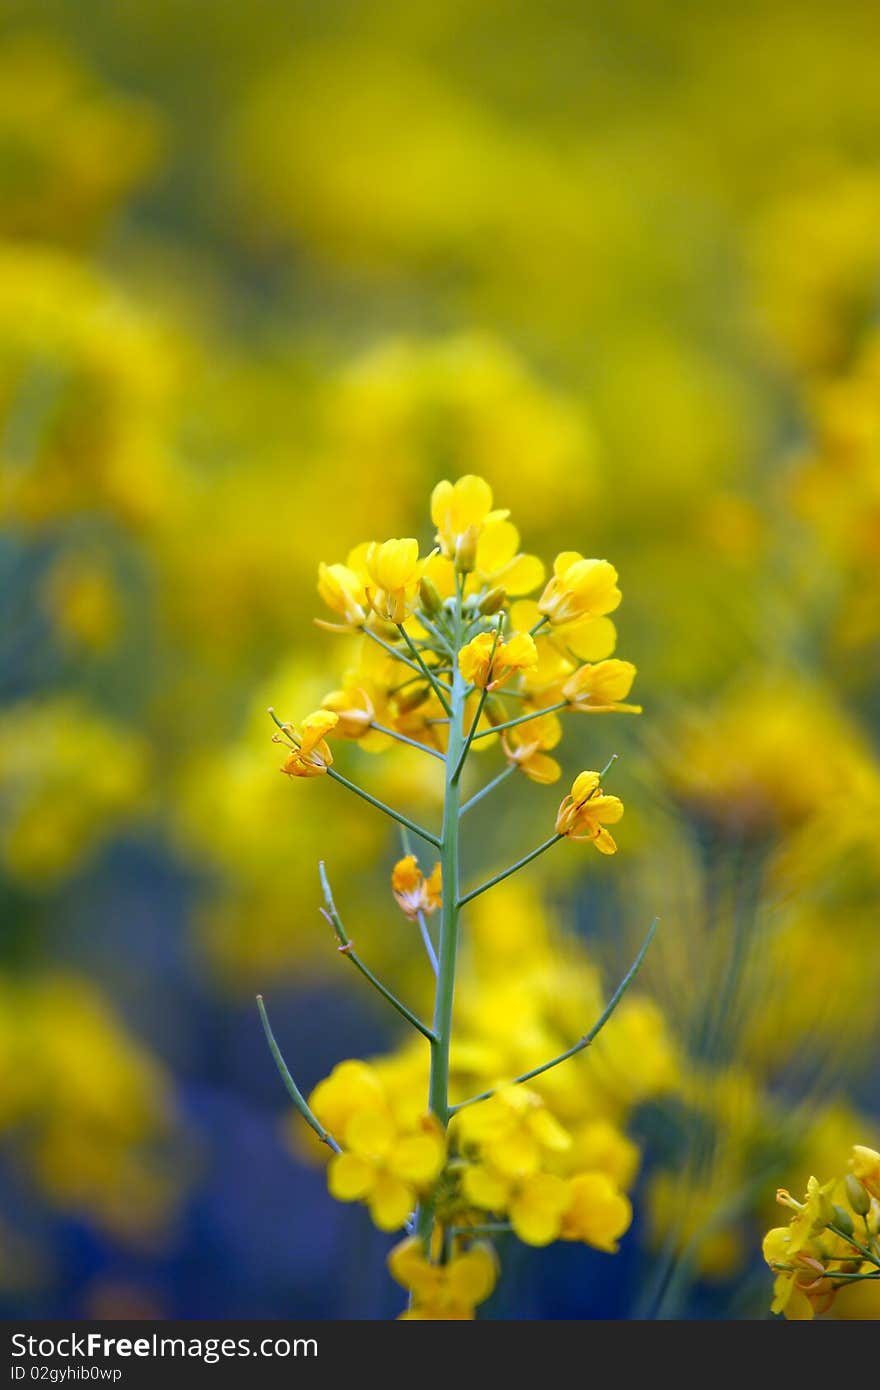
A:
447 1245 498 1306
510 1173 569 1246
521 752 562 784
476 518 519 573
462 1163 511 1212
498 553 546 595
563 616 618 661
328 1153 374 1202
392 1132 445 1186
345 1107 396 1159
368 1173 415 1231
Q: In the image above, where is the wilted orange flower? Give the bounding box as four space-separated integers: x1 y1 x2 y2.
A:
280 710 338 778
391 855 442 918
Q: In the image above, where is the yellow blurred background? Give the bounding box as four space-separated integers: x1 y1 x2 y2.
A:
1 0 878 1318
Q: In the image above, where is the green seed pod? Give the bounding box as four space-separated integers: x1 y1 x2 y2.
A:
831 1204 854 1236
419 576 443 616
845 1174 871 1217
479 586 506 616
394 683 430 714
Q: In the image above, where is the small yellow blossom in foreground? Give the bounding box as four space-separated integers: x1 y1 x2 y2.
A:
562 659 642 714
431 474 507 570
555 771 624 853
456 1085 571 1178
391 855 442 919
310 1060 445 1231
364 538 423 624
502 712 562 784
560 1172 633 1251
389 1235 498 1320
459 630 538 691
279 711 338 778
538 552 621 625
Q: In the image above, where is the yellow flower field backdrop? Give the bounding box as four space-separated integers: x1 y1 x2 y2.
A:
1 0 878 1318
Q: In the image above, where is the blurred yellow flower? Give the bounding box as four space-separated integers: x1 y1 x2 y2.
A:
389 1235 497 1320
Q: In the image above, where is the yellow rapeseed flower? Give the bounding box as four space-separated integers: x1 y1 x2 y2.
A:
279 711 338 778
310 1060 445 1231
458 630 538 691
389 1235 498 1319
538 552 622 625
456 1085 571 1178
502 712 563 784
431 474 507 570
463 1163 570 1246
316 560 369 630
555 772 624 853
851 1145 880 1201
391 855 442 919
364 538 424 624
562 659 642 714
560 1172 632 1251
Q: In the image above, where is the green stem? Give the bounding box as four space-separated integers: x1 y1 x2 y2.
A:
458 834 563 907
415 579 467 1245
397 624 453 715
460 764 516 815
256 995 341 1152
319 863 436 1042
471 700 568 742
452 621 501 781
324 766 441 848
450 917 659 1114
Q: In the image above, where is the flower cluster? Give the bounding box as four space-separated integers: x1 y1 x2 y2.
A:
763 1146 880 1319
263 474 651 1319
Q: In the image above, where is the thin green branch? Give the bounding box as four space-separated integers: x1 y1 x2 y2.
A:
325 766 441 848
458 834 563 907
450 917 660 1115
471 700 568 742
827 1224 880 1268
370 722 445 760
452 621 501 781
416 908 440 977
397 624 453 715
460 763 516 815
256 994 341 1152
318 863 436 1042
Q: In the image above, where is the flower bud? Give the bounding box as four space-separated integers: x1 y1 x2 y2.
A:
454 528 478 574
831 1204 854 1236
845 1174 871 1216
418 576 443 616
394 683 431 714
479 586 506 615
